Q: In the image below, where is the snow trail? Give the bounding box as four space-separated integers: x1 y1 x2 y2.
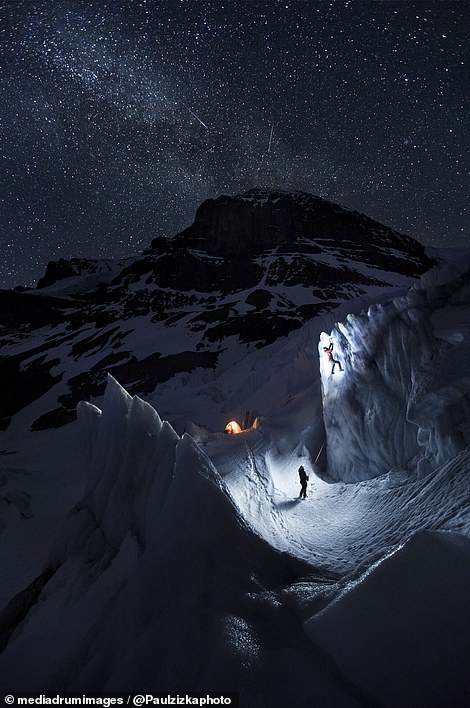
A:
206 432 470 575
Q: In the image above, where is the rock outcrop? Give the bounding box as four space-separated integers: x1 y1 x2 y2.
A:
160 189 431 270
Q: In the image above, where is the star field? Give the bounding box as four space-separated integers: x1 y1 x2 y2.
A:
1 0 469 288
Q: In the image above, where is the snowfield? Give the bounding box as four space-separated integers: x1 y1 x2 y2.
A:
0 250 469 706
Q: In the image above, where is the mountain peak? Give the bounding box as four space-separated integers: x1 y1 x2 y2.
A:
165 188 424 259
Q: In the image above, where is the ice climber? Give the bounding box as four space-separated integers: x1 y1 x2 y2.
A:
323 340 343 374
298 465 309 499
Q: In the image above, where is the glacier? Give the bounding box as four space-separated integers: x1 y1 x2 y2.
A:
0 250 469 705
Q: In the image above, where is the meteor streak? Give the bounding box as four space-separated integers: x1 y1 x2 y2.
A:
268 124 274 152
188 107 209 129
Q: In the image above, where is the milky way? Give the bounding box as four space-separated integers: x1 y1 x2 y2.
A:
1 0 469 288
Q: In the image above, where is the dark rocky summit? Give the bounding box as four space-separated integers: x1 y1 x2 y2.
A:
160 189 429 263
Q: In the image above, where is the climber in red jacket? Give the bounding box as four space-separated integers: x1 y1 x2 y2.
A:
323 340 343 374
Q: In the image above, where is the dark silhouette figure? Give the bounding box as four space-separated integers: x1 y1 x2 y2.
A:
323 341 343 374
298 465 309 499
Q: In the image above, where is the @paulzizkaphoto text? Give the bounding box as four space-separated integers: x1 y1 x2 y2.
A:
3 695 238 707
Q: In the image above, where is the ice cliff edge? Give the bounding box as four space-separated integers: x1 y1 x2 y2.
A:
319 256 470 481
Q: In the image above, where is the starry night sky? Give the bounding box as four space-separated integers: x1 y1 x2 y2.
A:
1 0 469 289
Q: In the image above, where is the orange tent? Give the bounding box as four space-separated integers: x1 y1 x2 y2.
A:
224 420 242 435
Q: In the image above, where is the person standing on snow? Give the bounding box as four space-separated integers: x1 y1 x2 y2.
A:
323 339 343 374
298 465 309 499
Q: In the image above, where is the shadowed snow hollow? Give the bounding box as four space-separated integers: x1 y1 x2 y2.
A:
306 529 470 708
319 257 470 482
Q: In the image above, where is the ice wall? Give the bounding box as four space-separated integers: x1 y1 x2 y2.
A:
320 258 470 482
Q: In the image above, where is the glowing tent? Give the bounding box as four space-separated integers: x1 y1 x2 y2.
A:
224 420 243 435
